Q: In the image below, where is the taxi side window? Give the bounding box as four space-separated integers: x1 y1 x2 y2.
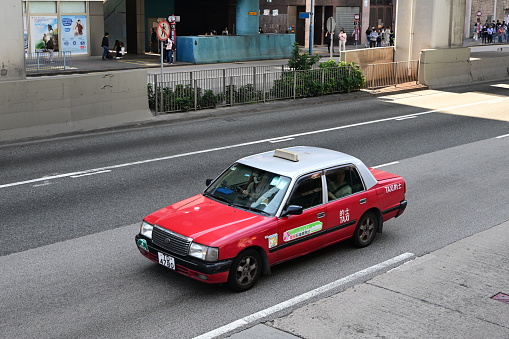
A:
326 166 364 201
287 172 323 209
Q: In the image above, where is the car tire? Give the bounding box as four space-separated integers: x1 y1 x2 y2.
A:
352 211 378 248
227 249 262 292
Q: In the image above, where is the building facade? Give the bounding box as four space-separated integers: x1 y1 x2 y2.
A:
23 1 104 56
467 0 509 37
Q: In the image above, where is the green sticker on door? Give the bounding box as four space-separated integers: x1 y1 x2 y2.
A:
283 221 323 242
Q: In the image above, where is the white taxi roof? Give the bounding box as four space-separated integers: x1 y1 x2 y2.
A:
237 146 377 189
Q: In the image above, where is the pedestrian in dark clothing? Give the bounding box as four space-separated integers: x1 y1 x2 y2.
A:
151 28 158 53
114 40 124 59
101 32 111 60
325 31 334 53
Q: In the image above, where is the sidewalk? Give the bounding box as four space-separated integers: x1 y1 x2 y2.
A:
228 220 509 339
24 44 372 77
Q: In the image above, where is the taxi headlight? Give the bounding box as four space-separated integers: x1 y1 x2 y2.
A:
189 242 219 262
140 221 153 239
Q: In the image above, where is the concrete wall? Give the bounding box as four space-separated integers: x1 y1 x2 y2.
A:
418 48 509 88
176 34 295 64
0 70 153 142
1 0 25 81
340 47 394 65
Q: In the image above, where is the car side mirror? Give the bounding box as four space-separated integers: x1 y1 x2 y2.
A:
282 205 303 217
206 179 213 186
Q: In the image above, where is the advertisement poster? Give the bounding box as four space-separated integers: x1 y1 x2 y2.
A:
61 15 87 54
24 16 28 54
30 16 58 52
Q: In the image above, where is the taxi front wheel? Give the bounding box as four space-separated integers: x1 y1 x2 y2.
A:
227 249 262 292
352 211 378 248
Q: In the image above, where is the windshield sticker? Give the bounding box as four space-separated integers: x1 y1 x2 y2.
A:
283 221 323 242
340 209 350 224
265 233 278 248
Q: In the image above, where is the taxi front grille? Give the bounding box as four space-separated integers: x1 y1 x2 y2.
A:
152 226 192 257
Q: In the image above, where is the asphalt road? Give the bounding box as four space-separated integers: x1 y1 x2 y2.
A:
1 80 508 338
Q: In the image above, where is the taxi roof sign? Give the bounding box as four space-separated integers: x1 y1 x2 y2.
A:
274 149 299 162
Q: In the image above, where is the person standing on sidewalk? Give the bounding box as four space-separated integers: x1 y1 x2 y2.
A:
338 29 347 52
165 38 175 64
369 28 378 48
101 32 111 60
365 27 373 47
325 31 334 53
150 28 158 53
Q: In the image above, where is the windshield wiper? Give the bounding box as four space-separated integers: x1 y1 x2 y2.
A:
230 203 271 216
203 192 232 205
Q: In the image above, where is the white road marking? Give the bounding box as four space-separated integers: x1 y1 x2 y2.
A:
395 116 418 121
269 138 295 143
1 98 506 190
70 170 112 178
32 181 51 187
372 161 400 169
496 133 509 139
193 252 415 339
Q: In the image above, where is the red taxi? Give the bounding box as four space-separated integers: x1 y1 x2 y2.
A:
135 146 407 291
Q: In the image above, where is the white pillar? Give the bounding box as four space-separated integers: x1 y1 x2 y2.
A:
394 0 466 62
0 0 25 81
304 0 310 49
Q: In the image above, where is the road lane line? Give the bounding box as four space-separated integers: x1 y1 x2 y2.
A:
70 170 112 178
395 116 418 121
372 161 400 169
269 138 295 143
193 252 415 339
2 97 505 190
496 133 509 139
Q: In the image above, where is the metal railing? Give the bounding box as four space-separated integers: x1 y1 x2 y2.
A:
360 60 419 89
25 51 73 74
148 60 419 114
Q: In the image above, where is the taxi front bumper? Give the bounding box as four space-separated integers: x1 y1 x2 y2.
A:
135 234 232 284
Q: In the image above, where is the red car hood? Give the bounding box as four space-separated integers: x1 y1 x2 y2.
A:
145 194 267 245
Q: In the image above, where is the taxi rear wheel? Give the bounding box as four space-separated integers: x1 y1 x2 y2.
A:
352 211 378 248
227 249 262 292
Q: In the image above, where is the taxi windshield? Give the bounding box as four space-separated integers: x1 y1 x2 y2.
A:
204 163 291 216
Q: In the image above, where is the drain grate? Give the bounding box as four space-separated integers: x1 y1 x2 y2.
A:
491 292 509 304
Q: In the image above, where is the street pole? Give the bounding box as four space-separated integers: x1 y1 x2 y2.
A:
308 0 314 55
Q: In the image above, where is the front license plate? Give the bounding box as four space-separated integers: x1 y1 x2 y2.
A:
158 252 175 270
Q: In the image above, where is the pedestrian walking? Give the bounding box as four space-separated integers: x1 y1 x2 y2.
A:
101 32 111 60
338 29 347 52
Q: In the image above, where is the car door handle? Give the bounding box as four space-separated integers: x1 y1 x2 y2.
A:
359 198 367 204
317 212 326 218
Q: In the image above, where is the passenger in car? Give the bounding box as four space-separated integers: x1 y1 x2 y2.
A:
327 169 352 200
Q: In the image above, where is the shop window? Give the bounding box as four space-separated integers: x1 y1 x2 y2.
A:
61 1 86 13
29 1 57 13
